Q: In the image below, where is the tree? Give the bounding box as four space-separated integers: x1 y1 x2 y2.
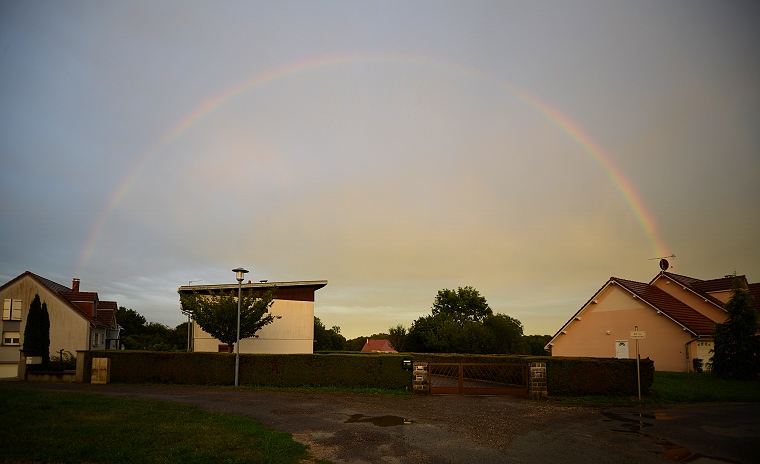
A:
387 324 408 352
23 294 50 359
115 306 146 336
431 286 493 323
710 277 760 380
482 313 525 354
180 288 279 352
313 317 346 351
400 287 525 354
522 335 552 355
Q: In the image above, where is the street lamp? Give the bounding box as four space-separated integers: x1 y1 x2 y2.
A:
232 268 248 387
186 280 202 352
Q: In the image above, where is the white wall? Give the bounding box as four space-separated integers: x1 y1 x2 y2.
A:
193 299 315 354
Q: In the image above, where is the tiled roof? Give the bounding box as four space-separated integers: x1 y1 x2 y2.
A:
693 276 738 294
96 309 116 328
657 271 727 309
613 277 717 336
3 271 115 328
361 339 396 352
661 272 703 287
31 273 72 294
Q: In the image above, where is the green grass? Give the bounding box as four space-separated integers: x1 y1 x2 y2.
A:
650 371 760 403
548 371 760 407
0 386 324 464
243 384 413 396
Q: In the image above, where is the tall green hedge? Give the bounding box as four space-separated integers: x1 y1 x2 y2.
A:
79 351 411 389
78 351 652 396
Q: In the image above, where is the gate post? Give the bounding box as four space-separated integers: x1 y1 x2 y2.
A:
413 362 429 394
528 362 547 399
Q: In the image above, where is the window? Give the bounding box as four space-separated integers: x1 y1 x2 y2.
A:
2 299 22 321
3 332 20 345
91 333 101 347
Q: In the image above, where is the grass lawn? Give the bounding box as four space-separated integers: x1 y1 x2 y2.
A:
549 371 760 407
650 371 760 403
0 385 324 464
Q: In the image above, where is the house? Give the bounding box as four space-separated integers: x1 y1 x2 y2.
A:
360 339 397 353
0 272 121 378
546 270 759 372
177 280 327 354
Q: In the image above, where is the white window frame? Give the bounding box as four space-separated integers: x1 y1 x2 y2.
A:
3 331 20 346
91 332 101 347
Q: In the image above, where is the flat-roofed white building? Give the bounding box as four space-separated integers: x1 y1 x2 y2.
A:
178 280 327 354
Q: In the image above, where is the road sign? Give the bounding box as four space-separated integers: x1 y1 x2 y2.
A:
630 331 646 339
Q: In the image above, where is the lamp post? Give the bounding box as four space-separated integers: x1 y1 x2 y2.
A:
186 280 202 352
232 268 248 387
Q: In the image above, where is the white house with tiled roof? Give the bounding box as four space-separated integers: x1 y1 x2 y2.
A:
546 271 758 372
0 272 121 378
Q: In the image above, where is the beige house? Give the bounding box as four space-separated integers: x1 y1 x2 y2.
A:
177 280 327 354
0 272 121 378
546 271 759 372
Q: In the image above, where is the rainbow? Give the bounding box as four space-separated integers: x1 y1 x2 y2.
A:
75 54 668 276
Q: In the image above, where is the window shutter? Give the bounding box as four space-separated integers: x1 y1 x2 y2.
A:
11 299 22 320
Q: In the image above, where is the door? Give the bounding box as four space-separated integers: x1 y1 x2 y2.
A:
615 340 629 359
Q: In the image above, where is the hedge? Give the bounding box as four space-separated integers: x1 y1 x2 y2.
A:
77 351 653 396
78 351 412 390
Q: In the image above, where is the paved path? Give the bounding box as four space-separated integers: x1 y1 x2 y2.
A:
9 383 760 464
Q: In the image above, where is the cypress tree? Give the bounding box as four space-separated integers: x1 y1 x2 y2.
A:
22 294 50 360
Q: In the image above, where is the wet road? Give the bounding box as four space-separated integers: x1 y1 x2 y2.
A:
8 383 760 464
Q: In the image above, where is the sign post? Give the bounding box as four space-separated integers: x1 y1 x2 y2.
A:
630 326 646 400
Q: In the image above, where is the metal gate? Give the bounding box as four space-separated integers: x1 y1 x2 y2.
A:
428 363 528 396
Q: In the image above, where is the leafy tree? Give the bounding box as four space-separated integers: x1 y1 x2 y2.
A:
180 288 278 352
22 294 50 359
387 325 408 352
400 287 525 354
115 307 188 351
432 286 493 323
710 278 760 380
482 313 525 354
115 306 146 336
522 335 552 355
170 322 190 349
313 317 346 351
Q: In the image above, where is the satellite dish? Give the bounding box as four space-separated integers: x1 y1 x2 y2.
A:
659 258 669 271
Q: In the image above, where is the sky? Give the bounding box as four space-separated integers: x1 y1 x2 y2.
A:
1 1 759 339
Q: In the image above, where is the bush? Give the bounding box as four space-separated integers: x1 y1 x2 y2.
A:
78 351 412 389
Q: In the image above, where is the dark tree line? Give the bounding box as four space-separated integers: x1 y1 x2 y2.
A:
316 287 551 355
116 307 189 351
388 286 537 354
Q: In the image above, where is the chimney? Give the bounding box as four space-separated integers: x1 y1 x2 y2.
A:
72 278 80 292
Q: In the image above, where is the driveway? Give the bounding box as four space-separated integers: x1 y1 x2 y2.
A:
12 383 760 464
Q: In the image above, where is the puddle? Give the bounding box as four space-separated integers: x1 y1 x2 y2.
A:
602 411 653 433
344 414 412 427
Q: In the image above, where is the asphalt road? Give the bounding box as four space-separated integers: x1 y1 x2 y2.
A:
9 382 760 464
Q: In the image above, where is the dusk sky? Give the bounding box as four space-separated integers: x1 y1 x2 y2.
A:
2 1 759 338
